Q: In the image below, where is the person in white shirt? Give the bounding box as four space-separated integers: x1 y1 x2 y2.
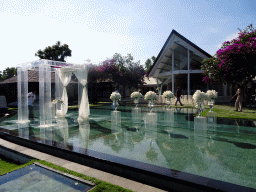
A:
28 91 36 120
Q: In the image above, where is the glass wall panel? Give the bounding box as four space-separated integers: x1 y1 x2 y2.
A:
174 74 188 95
174 45 188 71
190 74 207 94
189 51 203 70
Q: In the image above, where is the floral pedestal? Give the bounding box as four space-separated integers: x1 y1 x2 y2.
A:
111 111 121 133
148 101 154 113
208 99 215 112
196 102 204 116
194 116 207 135
207 110 217 131
132 107 141 124
134 98 139 108
112 100 119 111
166 98 171 110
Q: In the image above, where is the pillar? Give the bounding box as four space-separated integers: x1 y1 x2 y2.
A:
39 60 52 127
17 66 29 123
187 49 190 96
172 50 174 93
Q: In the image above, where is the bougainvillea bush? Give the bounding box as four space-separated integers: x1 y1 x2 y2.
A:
202 24 256 85
100 53 146 89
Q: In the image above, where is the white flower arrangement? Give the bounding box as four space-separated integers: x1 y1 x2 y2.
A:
130 91 143 99
206 90 218 100
162 91 174 99
192 90 209 103
144 91 158 101
110 92 121 101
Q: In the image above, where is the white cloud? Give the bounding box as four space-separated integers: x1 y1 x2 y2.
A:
216 32 239 49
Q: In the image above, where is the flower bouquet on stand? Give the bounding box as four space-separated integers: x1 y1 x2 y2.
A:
110 92 121 111
162 91 174 109
193 90 209 116
206 90 218 112
130 91 143 108
144 91 158 113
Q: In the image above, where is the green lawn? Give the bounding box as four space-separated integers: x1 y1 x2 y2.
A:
0 158 133 192
0 157 36 175
200 104 256 120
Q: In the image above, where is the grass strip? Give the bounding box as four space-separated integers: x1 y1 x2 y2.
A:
0 158 36 175
201 105 256 120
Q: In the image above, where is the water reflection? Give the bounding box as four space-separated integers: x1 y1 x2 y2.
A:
145 112 157 140
40 126 53 145
18 122 30 139
2 107 256 189
163 110 174 135
56 117 69 144
78 118 90 153
103 111 125 152
146 140 158 162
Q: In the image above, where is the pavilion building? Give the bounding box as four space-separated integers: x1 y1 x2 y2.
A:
148 29 230 102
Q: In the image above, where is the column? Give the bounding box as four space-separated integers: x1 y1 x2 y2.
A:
172 50 174 93
39 60 52 127
17 66 29 123
187 49 190 97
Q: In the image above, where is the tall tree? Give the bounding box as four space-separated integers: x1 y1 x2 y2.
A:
0 67 17 81
35 41 72 62
202 24 256 86
101 53 146 89
145 56 156 73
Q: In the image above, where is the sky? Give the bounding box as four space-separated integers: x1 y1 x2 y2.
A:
0 0 255 72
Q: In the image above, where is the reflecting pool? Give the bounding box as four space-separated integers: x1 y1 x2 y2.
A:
0 163 93 192
1 106 256 190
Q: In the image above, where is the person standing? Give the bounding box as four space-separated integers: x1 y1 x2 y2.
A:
175 88 183 106
231 85 243 112
28 90 36 120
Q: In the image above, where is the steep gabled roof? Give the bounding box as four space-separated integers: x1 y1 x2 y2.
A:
148 29 211 75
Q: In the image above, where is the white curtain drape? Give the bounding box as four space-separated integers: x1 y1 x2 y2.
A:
56 68 72 117
74 65 90 120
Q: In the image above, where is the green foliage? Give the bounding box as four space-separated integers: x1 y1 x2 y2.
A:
101 53 146 89
35 41 72 62
202 24 256 85
0 67 17 81
87 63 102 83
145 56 156 73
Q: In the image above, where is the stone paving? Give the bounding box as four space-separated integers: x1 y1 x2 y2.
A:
0 138 166 192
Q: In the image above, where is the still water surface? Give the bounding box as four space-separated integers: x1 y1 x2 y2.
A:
1 106 256 189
